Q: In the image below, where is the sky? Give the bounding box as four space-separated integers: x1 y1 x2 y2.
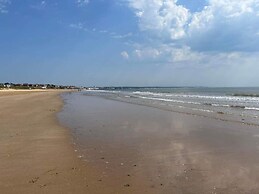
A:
1 0 259 87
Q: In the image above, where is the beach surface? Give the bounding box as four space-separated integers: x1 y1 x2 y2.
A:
2 90 259 194
59 92 259 194
0 91 115 194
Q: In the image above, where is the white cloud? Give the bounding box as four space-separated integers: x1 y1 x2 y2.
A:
99 30 108 33
77 0 89 7
69 23 91 32
69 23 134 41
69 23 84 30
187 0 259 52
41 1 46 6
121 51 129 59
124 0 259 79
30 0 47 10
131 45 203 65
127 0 259 52
126 43 259 86
112 32 133 39
134 47 161 59
128 0 190 40
0 0 10 13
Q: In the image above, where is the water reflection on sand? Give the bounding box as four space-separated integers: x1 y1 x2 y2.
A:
59 92 259 194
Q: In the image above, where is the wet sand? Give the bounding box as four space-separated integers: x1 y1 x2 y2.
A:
2 90 259 194
0 91 116 194
59 93 259 194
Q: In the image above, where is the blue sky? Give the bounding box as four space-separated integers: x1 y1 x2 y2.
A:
1 0 259 87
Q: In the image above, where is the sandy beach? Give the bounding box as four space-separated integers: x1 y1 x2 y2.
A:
60 92 259 194
2 90 259 194
0 91 116 194
2 0 259 193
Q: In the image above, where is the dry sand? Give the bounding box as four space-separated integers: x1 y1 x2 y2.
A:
0 91 115 194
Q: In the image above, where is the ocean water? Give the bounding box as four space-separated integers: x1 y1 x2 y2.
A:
83 87 259 126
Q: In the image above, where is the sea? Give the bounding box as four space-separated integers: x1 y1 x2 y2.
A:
83 87 259 126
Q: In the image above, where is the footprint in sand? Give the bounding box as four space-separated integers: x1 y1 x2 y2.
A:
29 177 39 184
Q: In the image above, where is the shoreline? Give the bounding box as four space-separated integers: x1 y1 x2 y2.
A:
2 90 259 193
0 91 114 194
59 92 259 193
85 92 259 127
